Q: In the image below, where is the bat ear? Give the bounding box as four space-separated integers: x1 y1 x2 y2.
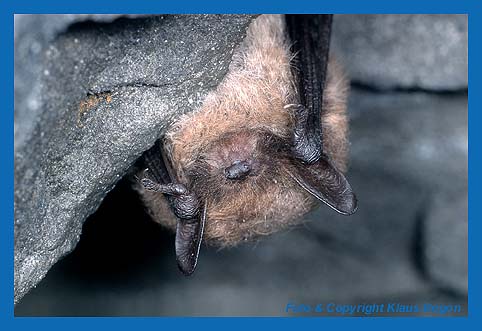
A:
290 156 358 215
175 202 206 275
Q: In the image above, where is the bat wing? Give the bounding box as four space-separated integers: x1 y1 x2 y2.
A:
286 14 332 162
285 15 357 216
175 201 207 275
289 155 357 215
141 139 172 185
286 14 332 116
141 138 206 275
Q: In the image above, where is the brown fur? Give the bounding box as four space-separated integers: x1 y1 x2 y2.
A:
137 14 349 247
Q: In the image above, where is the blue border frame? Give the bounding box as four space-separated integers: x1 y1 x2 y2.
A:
2 0 477 327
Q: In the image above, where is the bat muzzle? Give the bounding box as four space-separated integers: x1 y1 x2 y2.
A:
224 160 252 180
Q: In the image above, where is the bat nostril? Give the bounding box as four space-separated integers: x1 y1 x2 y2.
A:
224 160 251 180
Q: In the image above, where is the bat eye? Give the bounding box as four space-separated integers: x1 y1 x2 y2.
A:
224 160 251 180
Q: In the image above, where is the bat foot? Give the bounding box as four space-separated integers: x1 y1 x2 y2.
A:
140 175 200 220
141 176 188 196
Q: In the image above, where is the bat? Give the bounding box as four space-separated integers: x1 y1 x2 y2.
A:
134 14 357 275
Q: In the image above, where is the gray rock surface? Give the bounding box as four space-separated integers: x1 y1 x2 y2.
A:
14 14 146 150
424 193 468 294
14 88 468 316
332 15 468 90
14 14 255 304
347 89 468 297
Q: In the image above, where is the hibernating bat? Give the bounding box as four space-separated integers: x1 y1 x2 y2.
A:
134 14 357 275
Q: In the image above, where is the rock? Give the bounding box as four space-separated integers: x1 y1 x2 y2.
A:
348 89 468 194
14 14 146 150
332 14 468 91
14 14 255 304
423 193 468 294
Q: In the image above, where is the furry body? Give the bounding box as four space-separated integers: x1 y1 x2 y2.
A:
136 14 350 247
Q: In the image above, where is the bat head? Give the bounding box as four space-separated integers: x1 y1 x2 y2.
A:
175 126 356 246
